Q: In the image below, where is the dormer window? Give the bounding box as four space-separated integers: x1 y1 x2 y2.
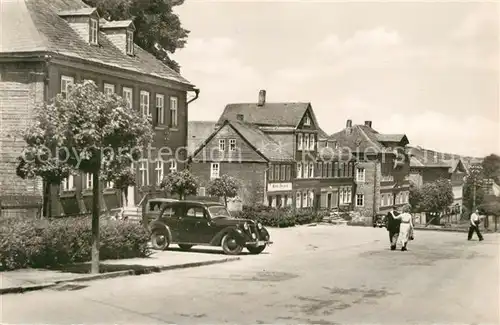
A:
90 18 99 44
126 30 134 55
304 115 311 126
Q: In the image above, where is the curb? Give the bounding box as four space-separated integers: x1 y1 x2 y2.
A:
0 257 240 295
414 227 468 233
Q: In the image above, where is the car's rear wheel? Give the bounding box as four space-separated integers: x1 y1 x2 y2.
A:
246 244 266 254
178 244 193 251
221 234 243 255
151 228 170 250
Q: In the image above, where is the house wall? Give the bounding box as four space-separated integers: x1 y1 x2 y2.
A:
0 61 45 210
189 162 267 206
353 159 378 219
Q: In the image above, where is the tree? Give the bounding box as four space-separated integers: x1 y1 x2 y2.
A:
463 164 485 211
83 0 189 72
482 154 500 183
408 181 422 212
207 174 240 207
160 169 199 200
418 178 454 222
16 81 153 273
479 196 500 216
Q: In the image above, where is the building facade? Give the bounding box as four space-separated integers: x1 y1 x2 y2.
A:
0 0 197 216
189 90 356 209
408 146 468 209
328 120 411 222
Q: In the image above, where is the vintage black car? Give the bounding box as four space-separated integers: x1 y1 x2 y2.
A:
149 200 272 255
373 213 386 228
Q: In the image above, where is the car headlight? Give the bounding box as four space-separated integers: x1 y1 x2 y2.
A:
257 222 263 229
243 223 249 230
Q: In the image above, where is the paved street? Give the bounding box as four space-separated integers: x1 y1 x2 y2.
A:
1 225 499 324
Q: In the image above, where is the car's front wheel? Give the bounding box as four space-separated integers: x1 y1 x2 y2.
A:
151 228 170 250
221 234 243 255
246 244 266 254
178 244 193 251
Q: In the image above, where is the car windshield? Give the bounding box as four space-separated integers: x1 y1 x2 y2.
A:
208 206 232 219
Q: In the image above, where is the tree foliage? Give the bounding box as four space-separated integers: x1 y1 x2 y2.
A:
207 174 240 207
83 0 189 72
479 196 500 216
482 154 500 183
160 169 199 199
463 164 485 211
413 178 454 214
16 81 154 272
408 182 422 213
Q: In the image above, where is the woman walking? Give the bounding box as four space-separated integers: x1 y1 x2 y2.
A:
393 204 414 251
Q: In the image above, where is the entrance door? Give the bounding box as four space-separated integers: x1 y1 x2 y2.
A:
126 186 135 207
327 193 332 209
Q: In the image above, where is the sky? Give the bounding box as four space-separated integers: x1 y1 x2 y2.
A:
172 0 499 158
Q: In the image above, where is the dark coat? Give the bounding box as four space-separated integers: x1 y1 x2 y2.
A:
386 211 401 232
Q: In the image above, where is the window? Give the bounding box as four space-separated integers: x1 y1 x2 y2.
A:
156 94 165 125
89 18 98 44
296 192 301 208
269 166 274 181
274 165 280 180
61 175 75 191
60 75 74 98
308 191 314 207
122 87 133 109
84 173 93 189
168 159 177 173
297 162 302 179
356 168 366 182
297 134 303 150
322 162 327 178
356 194 364 206
218 139 226 151
381 194 386 207
155 161 164 185
126 30 134 55
104 83 115 95
308 162 314 178
169 96 178 128
140 91 150 117
187 207 205 218
302 191 307 208
286 165 291 180
325 141 329 148
310 134 315 150
404 191 409 203
229 139 236 151
305 134 310 151
198 187 206 196
339 189 344 205
333 162 338 177
281 165 286 181
327 162 332 178
304 115 311 126
139 160 149 186
210 163 220 179
346 187 352 203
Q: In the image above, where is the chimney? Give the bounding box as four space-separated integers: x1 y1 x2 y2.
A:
236 114 244 121
346 119 352 128
364 121 372 128
257 90 266 106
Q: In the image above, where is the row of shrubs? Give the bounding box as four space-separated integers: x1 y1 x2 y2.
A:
232 205 330 228
0 216 150 271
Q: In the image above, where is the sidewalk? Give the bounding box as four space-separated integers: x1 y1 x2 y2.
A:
1 249 239 295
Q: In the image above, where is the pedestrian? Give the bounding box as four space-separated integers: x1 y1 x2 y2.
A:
468 209 484 241
386 206 401 251
393 204 414 251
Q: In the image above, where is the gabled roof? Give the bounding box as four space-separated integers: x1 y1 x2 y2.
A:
101 20 135 30
191 120 294 162
216 102 311 127
328 123 409 155
58 7 96 16
317 127 329 140
0 0 192 87
408 146 468 173
187 121 217 155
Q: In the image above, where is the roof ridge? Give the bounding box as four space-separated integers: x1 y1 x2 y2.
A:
356 125 382 149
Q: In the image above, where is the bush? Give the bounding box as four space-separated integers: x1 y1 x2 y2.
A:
234 205 328 228
0 217 151 271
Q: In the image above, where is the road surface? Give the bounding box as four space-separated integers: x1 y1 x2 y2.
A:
1 225 499 324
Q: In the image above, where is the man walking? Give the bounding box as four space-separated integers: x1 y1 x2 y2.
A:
386 206 401 250
468 209 484 241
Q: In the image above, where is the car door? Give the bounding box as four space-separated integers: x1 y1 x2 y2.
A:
180 206 213 244
159 203 182 242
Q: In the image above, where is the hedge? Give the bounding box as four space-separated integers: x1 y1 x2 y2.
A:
232 205 330 228
0 217 151 271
